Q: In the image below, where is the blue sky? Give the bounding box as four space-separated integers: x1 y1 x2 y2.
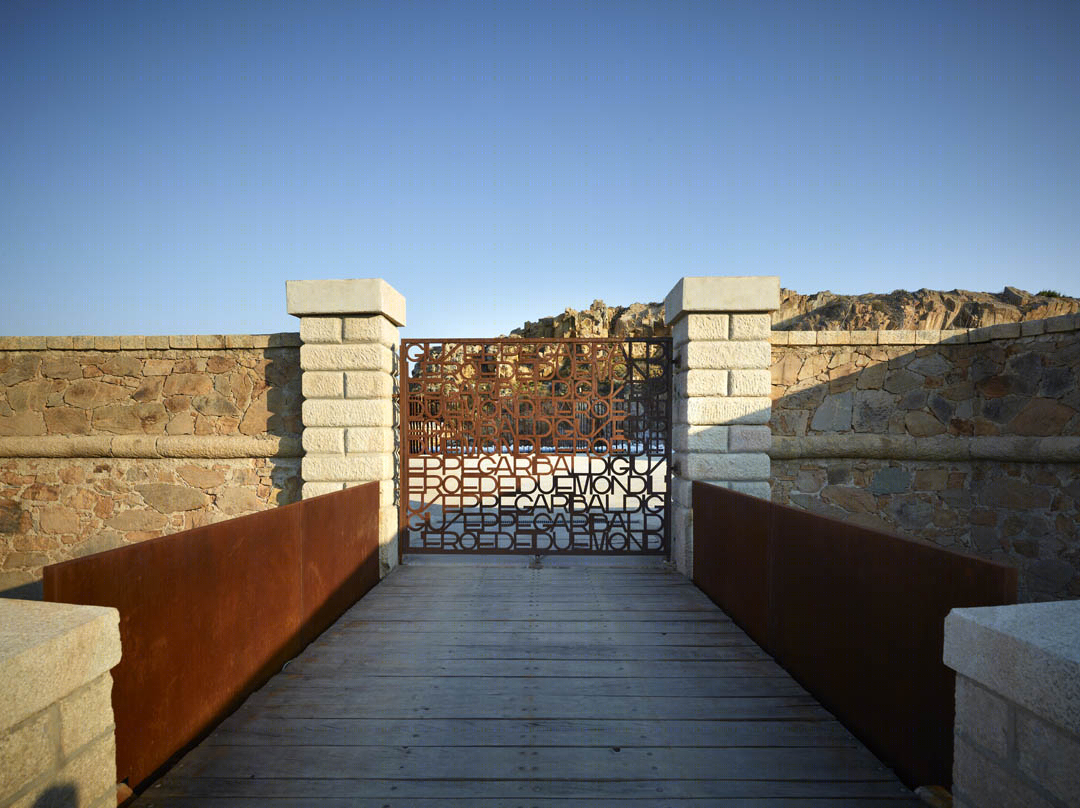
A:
2 1 1078 338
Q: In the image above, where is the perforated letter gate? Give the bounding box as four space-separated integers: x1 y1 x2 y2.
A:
399 338 671 555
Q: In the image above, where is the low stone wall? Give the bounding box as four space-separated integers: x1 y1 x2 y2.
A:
0 599 121 808
0 336 303 595
770 315 1080 601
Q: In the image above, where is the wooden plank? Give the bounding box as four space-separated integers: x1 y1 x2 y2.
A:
341 604 730 617
358 587 712 596
366 591 701 599
383 584 693 590
146 776 920 802
351 602 719 611
233 693 831 721
374 578 691 586
255 675 807 699
205 716 857 748
325 604 719 617
287 644 770 661
129 798 925 807
270 658 788 678
383 574 698 580
370 578 691 585
333 620 744 633
371 586 697 595
309 629 754 645
302 635 764 650
167 744 895 781
349 598 720 608
132 563 922 808
373 581 692 591
365 591 713 600
378 577 687 583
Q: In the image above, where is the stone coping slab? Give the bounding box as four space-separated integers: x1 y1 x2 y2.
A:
0 600 121 732
665 276 781 324
0 333 301 351
769 313 1080 345
944 601 1080 736
286 278 406 326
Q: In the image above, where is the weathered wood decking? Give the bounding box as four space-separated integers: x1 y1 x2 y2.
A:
137 561 922 807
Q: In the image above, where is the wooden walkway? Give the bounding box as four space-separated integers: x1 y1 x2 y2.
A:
137 561 923 807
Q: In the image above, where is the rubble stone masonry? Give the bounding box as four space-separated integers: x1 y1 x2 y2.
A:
4 313 1079 602
0 335 303 595
770 315 1080 601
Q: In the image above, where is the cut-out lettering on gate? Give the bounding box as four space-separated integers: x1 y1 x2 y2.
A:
400 338 671 554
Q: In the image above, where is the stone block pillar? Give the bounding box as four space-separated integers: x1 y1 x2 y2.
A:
287 279 405 576
944 601 1080 808
0 600 121 808
664 276 780 574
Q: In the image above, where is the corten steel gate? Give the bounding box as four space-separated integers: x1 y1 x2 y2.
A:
399 338 672 555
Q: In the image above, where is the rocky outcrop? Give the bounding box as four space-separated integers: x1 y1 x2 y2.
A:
774 287 1080 332
510 300 668 339
510 288 1079 338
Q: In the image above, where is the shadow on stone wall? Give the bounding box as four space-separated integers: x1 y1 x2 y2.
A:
31 784 78 807
769 329 1080 601
260 344 304 503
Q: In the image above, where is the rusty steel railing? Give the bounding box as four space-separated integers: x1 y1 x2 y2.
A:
400 337 672 555
43 482 380 791
691 481 1017 791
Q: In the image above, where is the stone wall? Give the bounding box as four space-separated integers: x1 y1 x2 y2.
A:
0 335 303 596
769 315 1080 601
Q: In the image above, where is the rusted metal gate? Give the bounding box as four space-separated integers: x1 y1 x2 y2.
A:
399 338 671 555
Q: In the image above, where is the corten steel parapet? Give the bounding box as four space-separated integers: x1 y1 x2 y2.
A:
43 482 380 792
691 481 1018 791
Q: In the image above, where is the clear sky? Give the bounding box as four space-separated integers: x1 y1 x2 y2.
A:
2 1 1078 339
